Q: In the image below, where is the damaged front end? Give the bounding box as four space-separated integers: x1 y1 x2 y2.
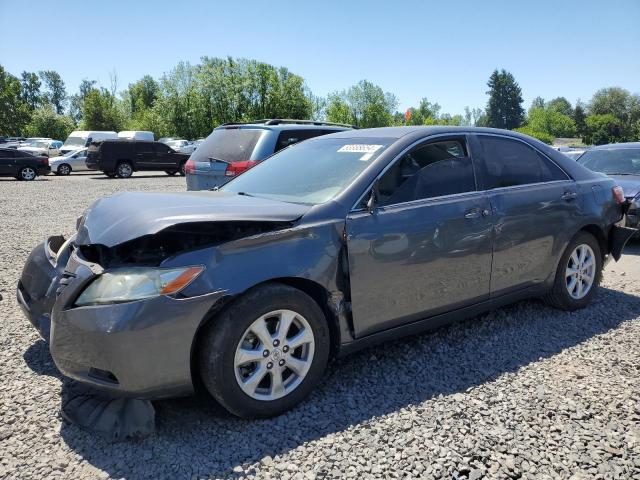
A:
17 235 74 340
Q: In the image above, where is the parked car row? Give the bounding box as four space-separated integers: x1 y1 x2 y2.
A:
0 147 51 180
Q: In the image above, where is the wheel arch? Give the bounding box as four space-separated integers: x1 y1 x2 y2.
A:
188 277 343 393
578 223 608 259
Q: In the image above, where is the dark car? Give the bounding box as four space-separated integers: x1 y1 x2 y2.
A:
0 147 50 180
17 127 634 418
185 119 354 191
578 142 640 229
85 139 190 178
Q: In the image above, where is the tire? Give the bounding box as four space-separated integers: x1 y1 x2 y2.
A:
57 163 72 176
165 170 177 176
116 161 133 178
544 231 602 311
18 167 37 181
198 283 330 418
179 162 186 176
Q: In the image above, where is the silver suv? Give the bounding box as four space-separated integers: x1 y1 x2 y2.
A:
185 119 353 190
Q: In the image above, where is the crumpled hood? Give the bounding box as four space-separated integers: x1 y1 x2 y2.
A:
608 175 640 199
75 191 310 247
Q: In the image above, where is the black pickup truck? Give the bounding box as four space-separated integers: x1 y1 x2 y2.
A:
86 140 190 178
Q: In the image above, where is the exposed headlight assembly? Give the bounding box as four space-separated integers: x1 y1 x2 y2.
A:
75 266 204 306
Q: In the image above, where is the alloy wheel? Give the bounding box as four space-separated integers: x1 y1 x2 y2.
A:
565 244 595 299
59 164 71 175
117 163 132 178
234 309 315 401
20 167 36 181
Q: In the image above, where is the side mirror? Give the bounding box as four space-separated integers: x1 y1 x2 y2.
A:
366 180 379 214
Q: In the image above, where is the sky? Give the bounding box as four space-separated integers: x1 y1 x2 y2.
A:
1 0 639 115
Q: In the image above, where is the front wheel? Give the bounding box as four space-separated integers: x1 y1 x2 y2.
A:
116 162 133 178
18 167 37 181
198 284 330 418
57 163 72 176
545 232 602 310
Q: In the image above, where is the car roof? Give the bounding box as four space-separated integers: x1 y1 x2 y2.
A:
215 119 354 132
593 142 640 150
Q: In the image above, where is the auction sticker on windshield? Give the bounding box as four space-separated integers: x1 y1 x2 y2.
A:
337 144 383 161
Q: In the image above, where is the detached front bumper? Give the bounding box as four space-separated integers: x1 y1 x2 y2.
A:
18 237 224 399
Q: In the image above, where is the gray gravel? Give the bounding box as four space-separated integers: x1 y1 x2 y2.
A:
1 172 640 479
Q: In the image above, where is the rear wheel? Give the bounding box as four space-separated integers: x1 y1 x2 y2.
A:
18 167 37 181
545 232 602 310
57 163 71 176
116 161 133 178
198 283 330 418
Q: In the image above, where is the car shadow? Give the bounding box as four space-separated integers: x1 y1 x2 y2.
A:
622 239 640 256
22 287 640 479
90 174 181 180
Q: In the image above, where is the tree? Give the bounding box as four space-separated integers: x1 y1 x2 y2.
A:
69 79 97 123
128 75 159 113
547 97 573 117
24 106 75 139
20 71 42 110
39 70 67 114
514 126 554 144
530 96 546 111
573 100 587 138
463 106 484 126
527 107 576 138
0 65 30 135
484 69 525 130
584 114 624 145
80 87 125 131
326 80 398 128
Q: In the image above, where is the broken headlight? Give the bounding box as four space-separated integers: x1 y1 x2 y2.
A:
75 266 204 306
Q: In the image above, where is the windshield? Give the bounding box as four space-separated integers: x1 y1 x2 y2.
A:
64 136 88 147
191 128 265 163
578 148 640 175
222 137 393 205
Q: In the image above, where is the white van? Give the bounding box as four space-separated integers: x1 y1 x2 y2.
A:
61 131 117 154
117 131 155 141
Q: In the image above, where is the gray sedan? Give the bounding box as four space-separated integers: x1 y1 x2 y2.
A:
17 126 634 418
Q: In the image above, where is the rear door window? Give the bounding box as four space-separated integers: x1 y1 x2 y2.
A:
378 138 477 206
190 128 264 163
476 135 568 189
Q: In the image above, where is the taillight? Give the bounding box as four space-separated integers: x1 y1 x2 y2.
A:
612 186 625 204
225 160 258 177
39 156 49 166
185 158 195 175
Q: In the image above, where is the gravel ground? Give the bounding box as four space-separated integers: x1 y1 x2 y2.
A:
1 172 640 480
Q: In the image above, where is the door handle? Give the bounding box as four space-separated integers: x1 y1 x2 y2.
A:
465 208 490 219
562 191 578 201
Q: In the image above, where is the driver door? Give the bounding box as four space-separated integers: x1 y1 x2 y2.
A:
346 136 494 337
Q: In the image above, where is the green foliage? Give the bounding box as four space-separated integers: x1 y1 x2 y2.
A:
0 66 29 135
530 96 545 111
547 97 573 116
20 71 42 110
585 87 640 143
80 88 126 131
513 126 554 144
38 70 67 114
572 101 587 137
527 107 576 137
24 106 75 140
484 69 525 129
325 80 398 128
584 114 624 145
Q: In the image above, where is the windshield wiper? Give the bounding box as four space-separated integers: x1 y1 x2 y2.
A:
237 191 254 197
605 172 637 176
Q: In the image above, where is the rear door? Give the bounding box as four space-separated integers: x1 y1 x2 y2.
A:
346 136 494 337
470 134 580 296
